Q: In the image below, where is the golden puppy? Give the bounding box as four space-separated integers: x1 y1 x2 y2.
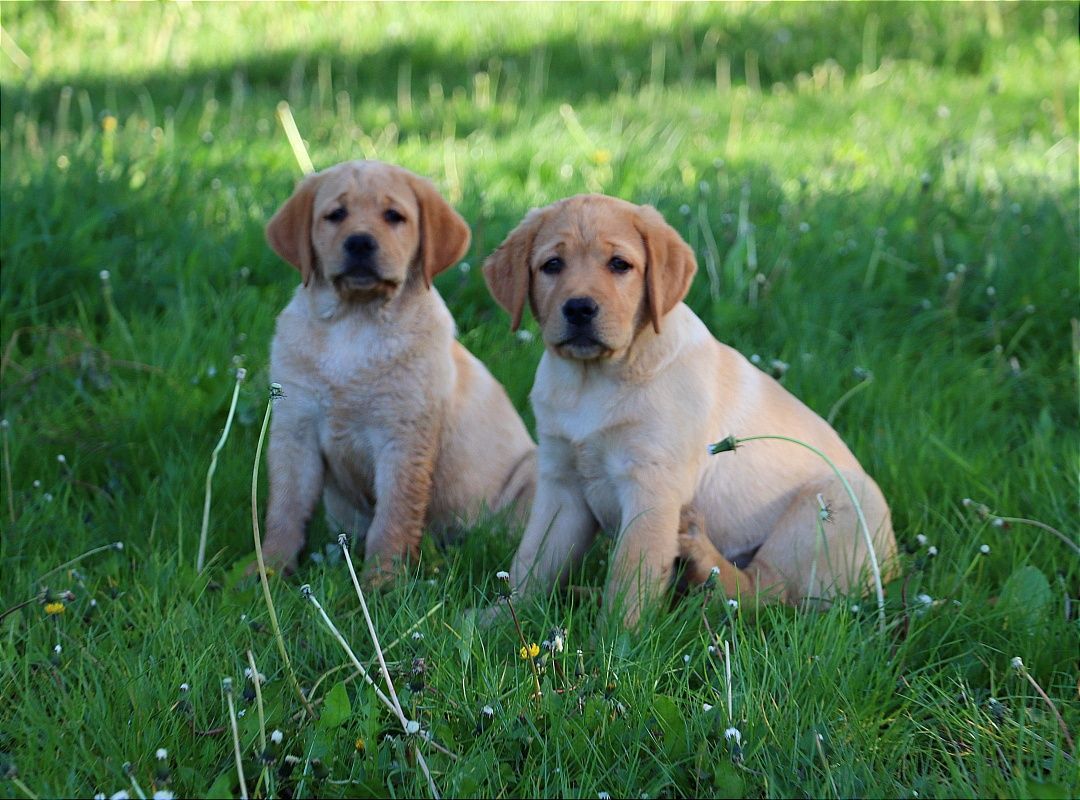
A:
483 194 896 626
261 160 535 579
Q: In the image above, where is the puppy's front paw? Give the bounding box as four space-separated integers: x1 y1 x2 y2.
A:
677 505 706 558
244 549 298 579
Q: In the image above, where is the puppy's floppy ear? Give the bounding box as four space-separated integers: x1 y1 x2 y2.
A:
636 205 698 333
266 172 322 287
482 207 547 331
406 173 471 288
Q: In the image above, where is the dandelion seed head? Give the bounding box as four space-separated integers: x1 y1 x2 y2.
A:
961 498 972 507
991 517 1005 528
57 454 67 464
43 492 54 502
33 479 41 488
99 270 111 282
113 541 124 551
1010 656 1024 671
979 544 990 555
851 604 860 613
405 720 421 735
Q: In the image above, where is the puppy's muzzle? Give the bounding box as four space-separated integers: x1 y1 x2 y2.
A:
557 296 609 356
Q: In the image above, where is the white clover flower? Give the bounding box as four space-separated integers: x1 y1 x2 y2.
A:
683 654 691 665
598 793 612 800
459 261 471 274
979 544 990 555
405 720 421 734
237 709 246 717
961 498 972 508
110 792 130 800
271 729 283 744
798 221 811 233
179 682 189 692
496 570 510 581
481 705 494 718
1010 656 1024 671
99 270 111 281
152 792 174 800
33 479 41 488
113 541 124 551
412 631 424 641
702 703 714 712
927 546 938 557
156 748 167 760
95 794 106 800
915 593 933 607
915 534 928 546
991 518 1005 528
710 566 720 577
515 329 534 343
43 493 54 502
57 454 67 464
724 727 742 746
727 599 739 610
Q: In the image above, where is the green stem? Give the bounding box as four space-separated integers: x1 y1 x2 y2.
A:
252 390 316 719
197 372 243 573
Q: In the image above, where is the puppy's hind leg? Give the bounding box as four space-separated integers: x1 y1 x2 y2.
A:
677 505 789 603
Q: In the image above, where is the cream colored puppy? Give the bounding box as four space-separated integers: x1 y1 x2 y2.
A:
484 194 896 626
261 160 535 579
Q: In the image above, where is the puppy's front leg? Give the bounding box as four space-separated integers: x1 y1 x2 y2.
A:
605 488 682 629
263 416 325 573
363 429 440 581
510 475 598 599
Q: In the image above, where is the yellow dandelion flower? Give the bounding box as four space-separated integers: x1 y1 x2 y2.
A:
591 148 612 165
44 602 65 615
519 642 540 660
102 115 118 133
354 737 365 754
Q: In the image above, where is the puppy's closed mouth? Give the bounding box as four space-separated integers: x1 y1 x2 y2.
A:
333 271 401 297
556 332 612 359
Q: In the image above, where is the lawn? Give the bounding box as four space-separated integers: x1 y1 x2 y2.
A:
1 2 1077 798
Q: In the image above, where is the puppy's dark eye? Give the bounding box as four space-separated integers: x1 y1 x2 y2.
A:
324 207 348 223
539 257 564 275
609 256 632 273
383 208 405 225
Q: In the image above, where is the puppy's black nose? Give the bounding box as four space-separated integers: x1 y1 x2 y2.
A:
344 233 378 258
562 296 599 326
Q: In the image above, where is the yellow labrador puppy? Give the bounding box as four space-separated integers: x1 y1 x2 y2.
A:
261 160 535 579
484 194 896 626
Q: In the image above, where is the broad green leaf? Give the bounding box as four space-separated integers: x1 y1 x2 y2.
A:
319 680 352 730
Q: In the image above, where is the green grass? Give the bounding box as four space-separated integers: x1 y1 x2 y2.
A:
1 2 1078 798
